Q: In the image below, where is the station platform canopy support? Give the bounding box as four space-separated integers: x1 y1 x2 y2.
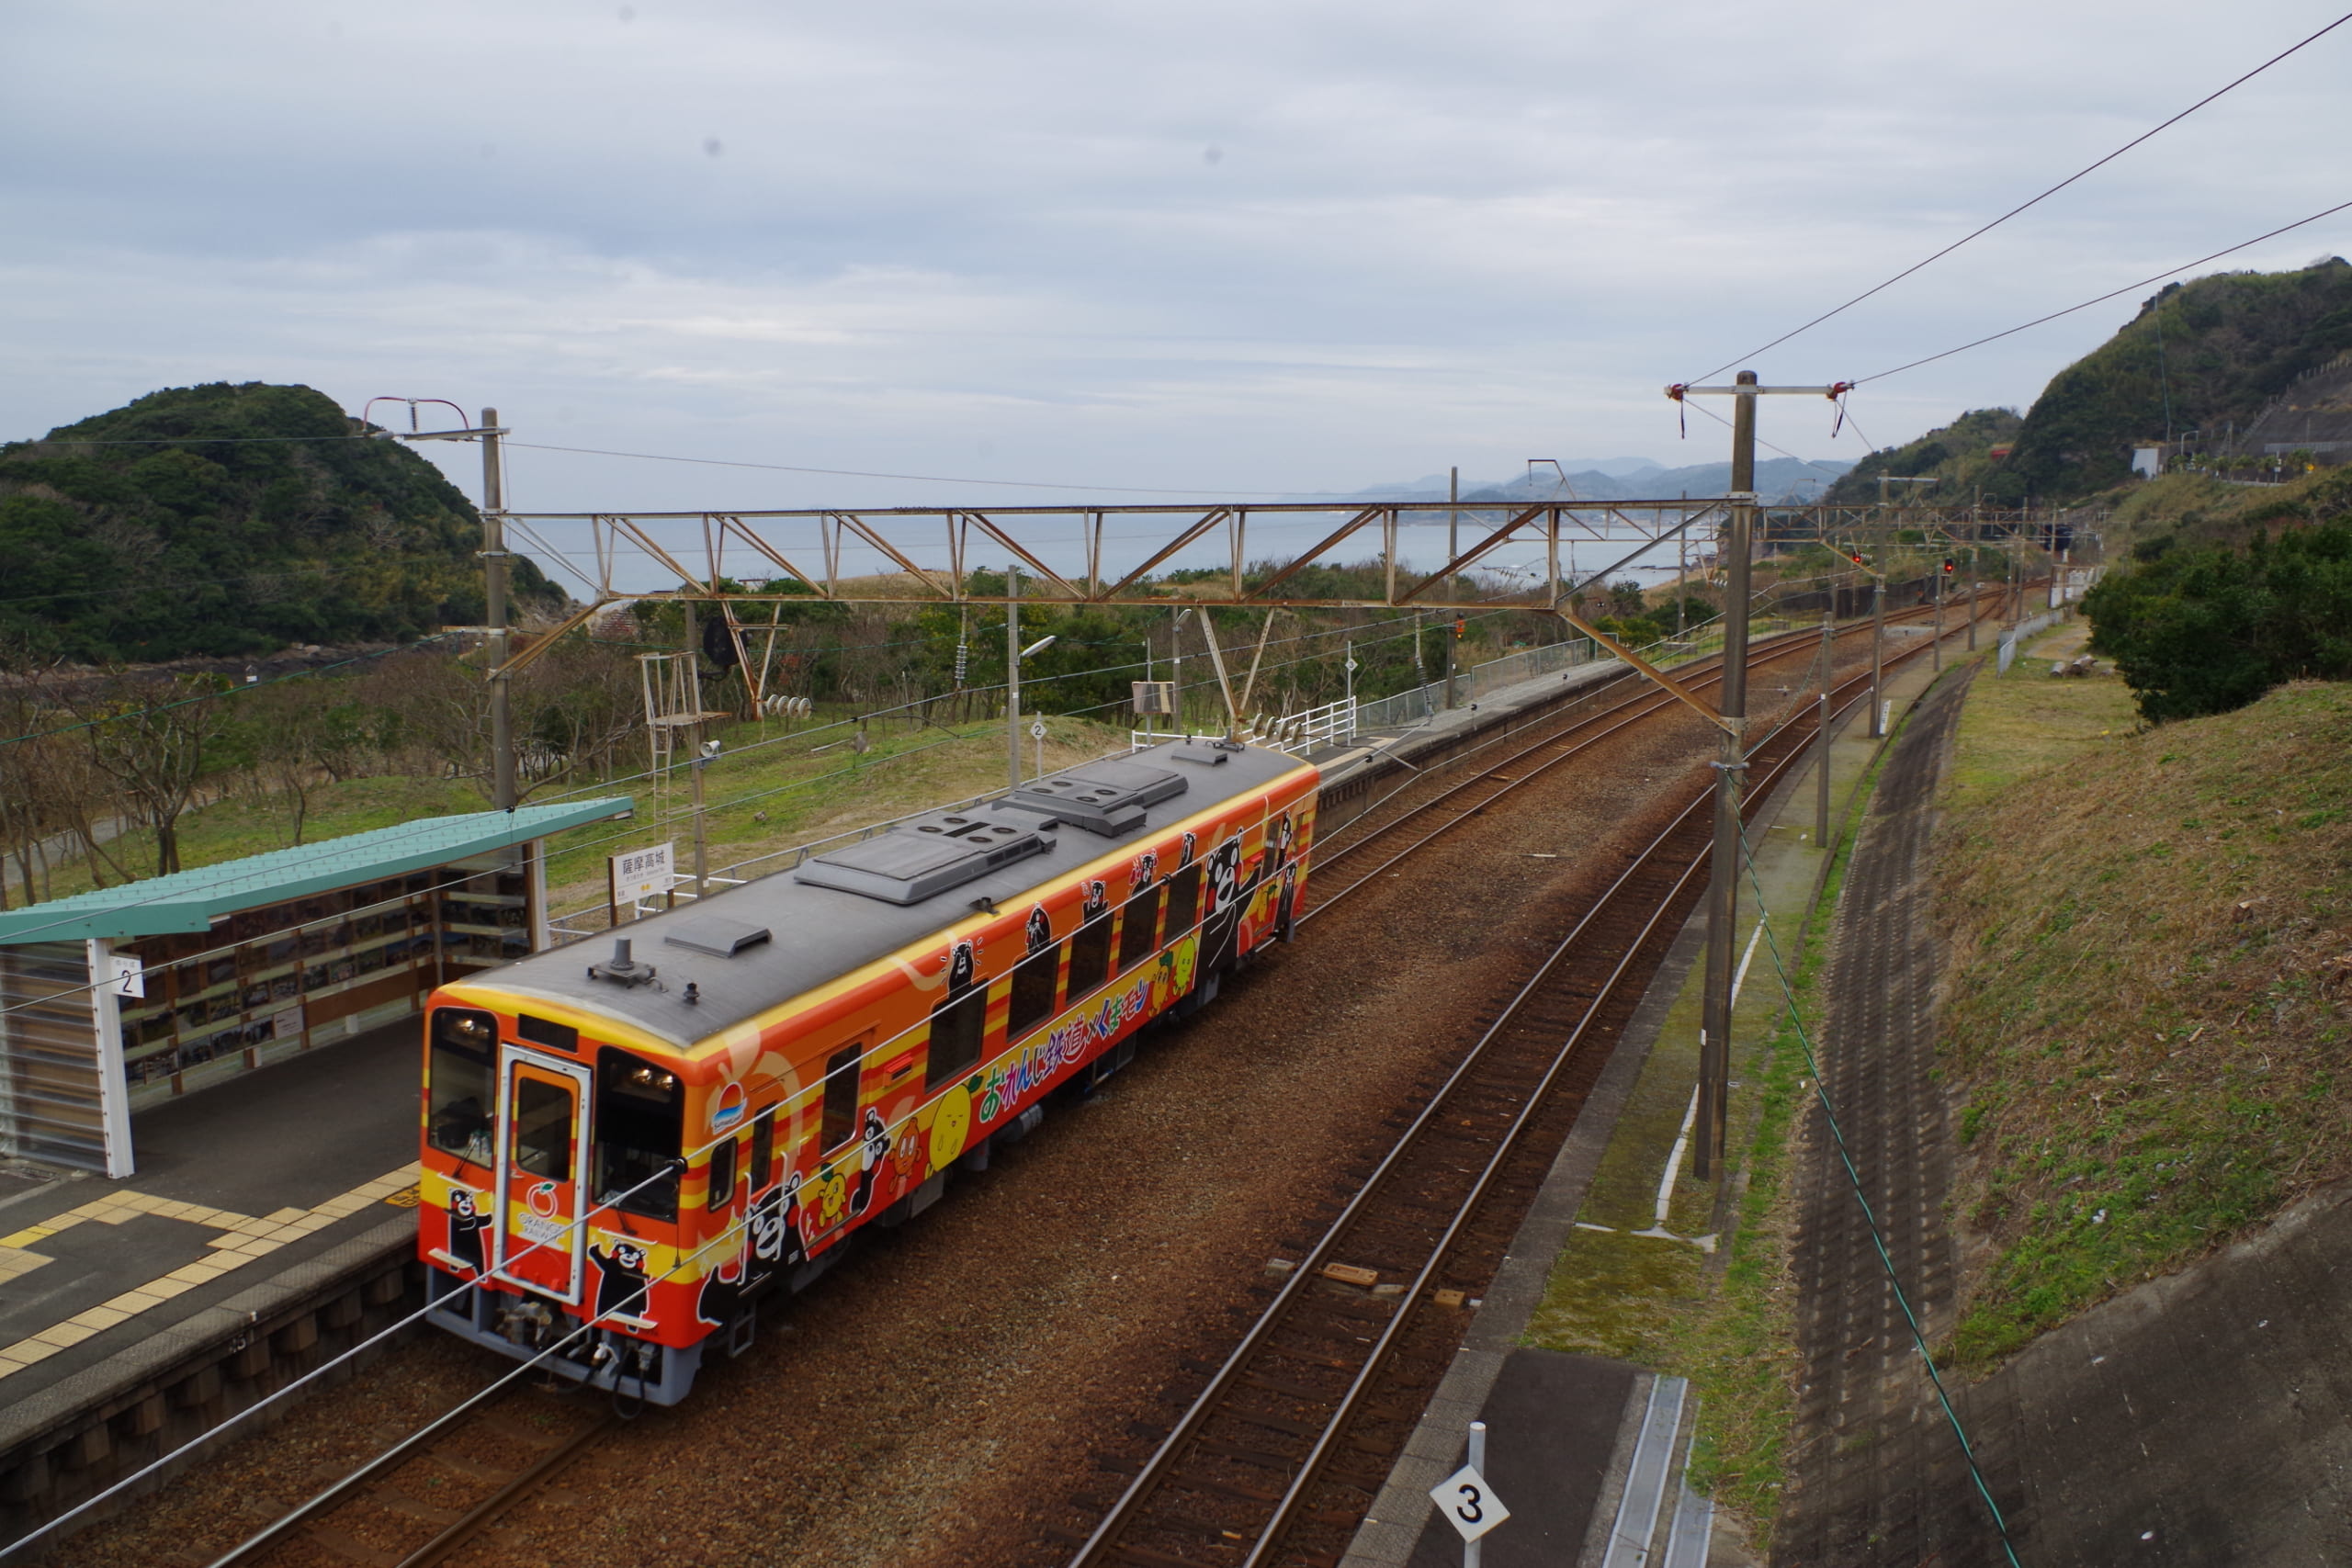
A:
0 798 630 1180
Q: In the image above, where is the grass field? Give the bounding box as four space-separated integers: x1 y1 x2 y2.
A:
1937 664 2352 1369
26 710 1139 922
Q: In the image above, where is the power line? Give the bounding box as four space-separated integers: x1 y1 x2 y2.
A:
1690 8 2352 381
1854 195 2352 385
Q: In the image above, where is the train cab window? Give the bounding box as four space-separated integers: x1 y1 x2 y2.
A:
427 1009 496 1164
928 988 986 1089
707 1136 738 1212
1164 864 1202 940
510 1077 574 1180
821 1043 863 1152
594 1048 682 1222
1006 944 1061 1039
1118 885 1162 972
751 1110 775 1192
1068 910 1112 998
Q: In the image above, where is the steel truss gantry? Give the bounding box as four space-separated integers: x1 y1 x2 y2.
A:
493 499 2069 689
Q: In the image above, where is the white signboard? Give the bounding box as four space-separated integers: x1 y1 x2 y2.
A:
1430 1463 1510 1543
1030 717 1047 740
106 953 145 999
610 841 675 908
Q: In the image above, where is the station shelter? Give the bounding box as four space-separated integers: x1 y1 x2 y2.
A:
0 798 631 1179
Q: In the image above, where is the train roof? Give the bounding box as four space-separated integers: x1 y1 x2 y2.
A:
469 739 1313 1049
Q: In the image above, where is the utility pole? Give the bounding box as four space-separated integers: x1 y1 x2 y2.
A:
1869 570 1886 739
1967 506 1981 651
1668 371 1849 1178
481 409 515 813
1814 611 1833 847
1444 467 1460 710
1170 604 1184 733
682 597 708 897
1006 565 1023 789
1932 557 1944 673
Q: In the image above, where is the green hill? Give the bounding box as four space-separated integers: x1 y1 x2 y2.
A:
1821 406 2023 506
0 382 564 661
2006 258 2352 502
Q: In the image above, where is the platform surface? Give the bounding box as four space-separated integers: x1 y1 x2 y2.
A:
0 1019 421 1409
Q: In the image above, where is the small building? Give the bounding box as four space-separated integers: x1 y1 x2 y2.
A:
2132 445 2165 479
0 798 629 1178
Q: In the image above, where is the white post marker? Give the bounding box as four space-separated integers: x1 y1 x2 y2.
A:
1430 1419 1510 1566
1031 716 1047 776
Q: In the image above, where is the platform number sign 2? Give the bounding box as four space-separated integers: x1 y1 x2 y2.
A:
1430 1461 1510 1544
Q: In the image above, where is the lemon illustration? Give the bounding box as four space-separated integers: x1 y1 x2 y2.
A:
929 1076 978 1170
814 1164 848 1226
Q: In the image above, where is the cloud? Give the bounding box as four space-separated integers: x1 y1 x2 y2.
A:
5 0 2350 540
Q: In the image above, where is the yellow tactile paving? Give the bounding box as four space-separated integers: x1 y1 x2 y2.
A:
0 1159 422 1384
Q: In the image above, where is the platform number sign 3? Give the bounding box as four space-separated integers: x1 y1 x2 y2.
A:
1430 1462 1510 1542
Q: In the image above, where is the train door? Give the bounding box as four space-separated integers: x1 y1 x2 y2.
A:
492 1045 592 1306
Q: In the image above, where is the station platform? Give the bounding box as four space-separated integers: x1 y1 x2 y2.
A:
1340 622 1997 1567
0 1019 419 1419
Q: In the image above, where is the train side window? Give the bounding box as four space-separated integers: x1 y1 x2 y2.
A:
751 1110 775 1192
1006 943 1061 1039
1067 910 1112 998
593 1047 682 1222
820 1043 862 1153
1118 885 1162 972
928 988 986 1089
707 1135 738 1211
1164 864 1202 939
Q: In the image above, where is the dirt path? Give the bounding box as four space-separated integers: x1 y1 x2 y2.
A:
1777 667 2024 1567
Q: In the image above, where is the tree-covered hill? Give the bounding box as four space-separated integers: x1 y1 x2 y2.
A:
0 382 564 662
1820 406 2024 506
2006 258 2352 502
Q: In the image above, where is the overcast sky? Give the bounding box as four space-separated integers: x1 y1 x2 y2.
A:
6 0 2349 549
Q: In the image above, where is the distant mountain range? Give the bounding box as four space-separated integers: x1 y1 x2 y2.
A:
1288 454 1850 508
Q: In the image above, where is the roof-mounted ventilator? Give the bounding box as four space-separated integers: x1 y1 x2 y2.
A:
1003 760 1188 837
794 805 1057 906
589 937 659 988
663 919 773 958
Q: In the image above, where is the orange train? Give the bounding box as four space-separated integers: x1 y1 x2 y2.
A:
418 739 1317 1402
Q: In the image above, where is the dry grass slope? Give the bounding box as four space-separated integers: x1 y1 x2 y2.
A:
1938 677 2352 1369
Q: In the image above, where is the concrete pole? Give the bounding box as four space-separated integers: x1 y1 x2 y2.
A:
1170 604 1183 734
683 598 708 897
1932 560 1944 672
1867 575 1885 739
1697 371 1757 1179
1007 566 1023 788
481 408 515 812
1444 467 1460 709
1814 612 1834 849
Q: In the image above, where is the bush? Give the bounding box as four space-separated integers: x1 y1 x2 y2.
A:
2087 522 2352 721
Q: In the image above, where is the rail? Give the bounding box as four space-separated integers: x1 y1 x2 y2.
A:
1056 602 1980 1567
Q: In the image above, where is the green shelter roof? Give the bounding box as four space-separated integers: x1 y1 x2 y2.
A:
0 797 632 945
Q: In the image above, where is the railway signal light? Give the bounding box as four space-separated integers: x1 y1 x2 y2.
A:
1942 557 1956 574
1848 550 1865 567
1453 617 1465 640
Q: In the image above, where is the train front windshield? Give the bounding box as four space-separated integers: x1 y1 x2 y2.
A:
595 1046 683 1221
427 1008 497 1166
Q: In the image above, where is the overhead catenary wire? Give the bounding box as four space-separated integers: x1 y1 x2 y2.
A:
1853 195 2352 386
1688 8 2352 382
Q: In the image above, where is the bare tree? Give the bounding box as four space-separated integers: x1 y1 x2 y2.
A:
75 673 230 876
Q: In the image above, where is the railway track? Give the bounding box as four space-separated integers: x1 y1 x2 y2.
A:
1301 598 1968 919
1051 618 1963 1568
204 1387 611 1568
191 594 2003 1568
